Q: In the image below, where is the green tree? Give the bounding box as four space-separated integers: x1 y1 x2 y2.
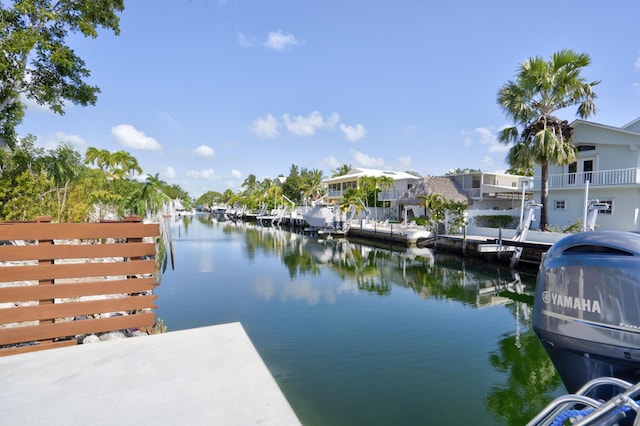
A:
445 167 482 175
418 193 446 231
41 143 84 221
0 0 125 148
85 147 113 172
497 49 599 229
301 168 325 201
242 174 258 195
110 150 142 179
331 163 352 177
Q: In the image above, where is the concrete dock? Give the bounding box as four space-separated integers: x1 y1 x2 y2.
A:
0 322 300 426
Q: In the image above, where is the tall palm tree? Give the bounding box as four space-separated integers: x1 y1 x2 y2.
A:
497 49 599 229
111 150 142 179
242 174 258 195
378 175 395 217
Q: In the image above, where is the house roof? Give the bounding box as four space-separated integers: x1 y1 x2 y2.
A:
572 119 640 137
324 167 421 183
397 176 468 205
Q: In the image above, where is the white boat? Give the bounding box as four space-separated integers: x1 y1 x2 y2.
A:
302 203 349 235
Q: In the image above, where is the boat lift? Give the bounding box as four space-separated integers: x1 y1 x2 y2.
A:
509 201 542 267
584 200 610 232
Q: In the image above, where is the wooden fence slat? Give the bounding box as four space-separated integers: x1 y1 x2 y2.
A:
0 278 157 303
0 222 159 240
0 294 157 324
0 313 157 347
0 242 156 262
0 219 160 355
0 259 156 282
0 339 76 356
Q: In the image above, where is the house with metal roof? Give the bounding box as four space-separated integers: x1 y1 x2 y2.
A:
324 167 421 219
530 117 640 232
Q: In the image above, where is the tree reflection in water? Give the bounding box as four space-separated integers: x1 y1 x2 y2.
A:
186 217 564 424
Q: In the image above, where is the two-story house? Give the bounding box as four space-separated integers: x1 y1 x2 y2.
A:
531 117 640 232
446 171 532 210
324 167 421 219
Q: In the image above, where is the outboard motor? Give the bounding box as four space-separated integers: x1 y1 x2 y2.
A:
533 231 640 400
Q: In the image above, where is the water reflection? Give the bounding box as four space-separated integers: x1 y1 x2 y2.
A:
163 215 564 425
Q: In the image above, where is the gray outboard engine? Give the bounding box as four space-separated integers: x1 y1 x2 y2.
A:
533 231 640 400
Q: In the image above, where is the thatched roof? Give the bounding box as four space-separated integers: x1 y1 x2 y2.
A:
397 176 468 205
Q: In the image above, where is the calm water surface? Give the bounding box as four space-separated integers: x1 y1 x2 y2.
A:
155 215 564 425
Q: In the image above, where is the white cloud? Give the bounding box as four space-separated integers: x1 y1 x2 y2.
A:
339 123 367 142
351 149 385 168
111 124 162 151
635 51 640 70
462 127 508 153
20 95 51 112
236 33 256 48
264 30 301 51
632 82 640 96
250 114 280 138
322 155 340 169
164 166 176 179
282 111 339 136
186 168 217 180
231 169 242 179
42 131 86 151
194 145 215 157
481 155 494 169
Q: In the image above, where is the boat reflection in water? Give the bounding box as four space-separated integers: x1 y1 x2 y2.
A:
160 216 564 425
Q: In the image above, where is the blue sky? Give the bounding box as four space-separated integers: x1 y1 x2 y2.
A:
16 0 640 198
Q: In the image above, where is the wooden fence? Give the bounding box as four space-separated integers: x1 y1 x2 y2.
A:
0 216 160 356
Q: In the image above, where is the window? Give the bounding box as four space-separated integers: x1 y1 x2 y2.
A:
599 200 613 215
554 200 567 210
577 145 596 152
568 162 577 185
583 160 593 183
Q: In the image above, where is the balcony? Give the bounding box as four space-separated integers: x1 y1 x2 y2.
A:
328 189 405 201
531 167 640 189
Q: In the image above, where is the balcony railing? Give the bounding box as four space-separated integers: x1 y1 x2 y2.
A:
327 189 404 201
531 168 640 189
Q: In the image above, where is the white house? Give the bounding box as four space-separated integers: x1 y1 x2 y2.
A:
323 168 421 219
446 171 532 210
531 117 640 232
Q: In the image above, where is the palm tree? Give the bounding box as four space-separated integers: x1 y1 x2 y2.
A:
331 163 352 178
242 174 258 195
85 147 113 173
111 150 142 179
497 49 599 229
378 175 395 217
42 143 83 221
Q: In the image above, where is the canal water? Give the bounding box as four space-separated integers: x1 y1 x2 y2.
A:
154 214 564 425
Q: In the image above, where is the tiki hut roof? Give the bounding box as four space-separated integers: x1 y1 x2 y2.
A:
397 176 468 205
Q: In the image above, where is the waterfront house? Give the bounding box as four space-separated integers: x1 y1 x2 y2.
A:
531 117 640 232
446 171 532 210
397 172 531 230
324 168 421 219
396 176 468 220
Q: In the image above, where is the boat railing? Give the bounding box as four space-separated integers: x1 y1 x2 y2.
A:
527 377 640 425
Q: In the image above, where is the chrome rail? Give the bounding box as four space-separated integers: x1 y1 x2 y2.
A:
527 377 640 426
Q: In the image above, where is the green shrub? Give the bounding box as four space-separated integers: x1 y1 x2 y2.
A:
474 215 515 229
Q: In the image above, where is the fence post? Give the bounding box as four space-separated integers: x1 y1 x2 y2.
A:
124 216 143 297
36 216 55 334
